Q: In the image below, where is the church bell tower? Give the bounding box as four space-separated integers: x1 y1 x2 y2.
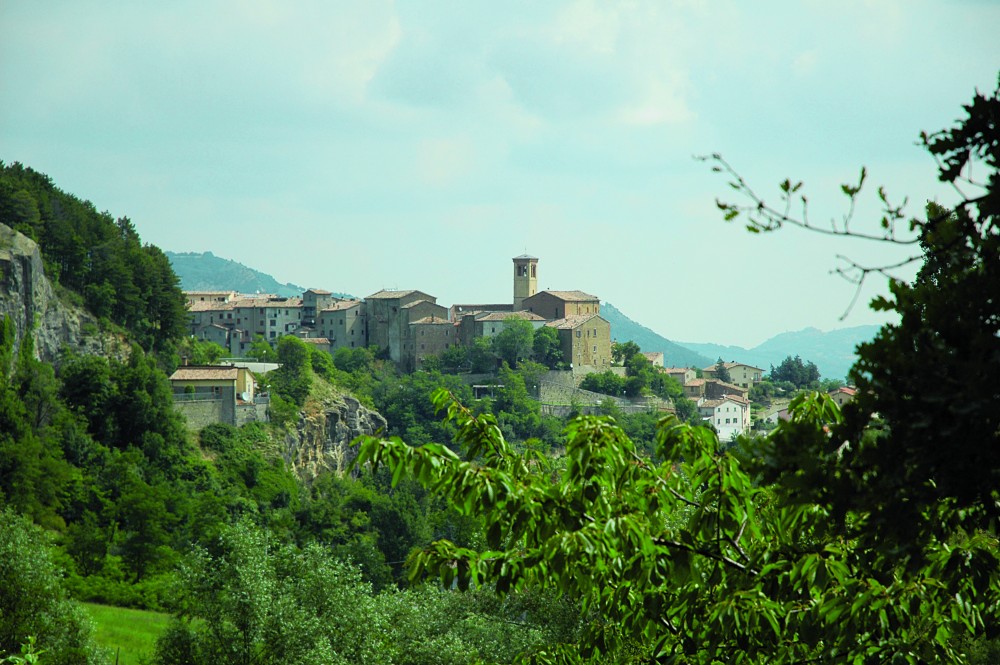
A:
513 254 538 310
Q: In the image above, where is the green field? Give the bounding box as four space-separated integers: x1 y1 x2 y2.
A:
83 603 171 665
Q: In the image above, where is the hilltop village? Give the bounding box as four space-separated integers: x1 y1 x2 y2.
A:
186 255 611 373
183 255 782 439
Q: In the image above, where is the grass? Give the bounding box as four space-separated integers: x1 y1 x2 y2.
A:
83 603 172 665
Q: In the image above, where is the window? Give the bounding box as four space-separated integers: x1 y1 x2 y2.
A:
593 346 597 353
576 330 582 338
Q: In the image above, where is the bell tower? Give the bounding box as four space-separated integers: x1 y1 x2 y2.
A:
512 254 538 310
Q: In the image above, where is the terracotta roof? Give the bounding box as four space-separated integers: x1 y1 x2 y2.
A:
366 289 425 299
188 301 232 312
664 367 692 373
685 379 706 387
170 367 239 381
305 288 332 295
544 313 603 329
231 297 302 309
707 379 747 392
703 361 764 372
402 299 436 309
301 338 331 344
830 386 857 396
410 316 453 325
452 304 513 313
184 290 237 297
477 311 546 322
700 395 748 408
513 254 538 260
533 290 599 302
319 300 363 313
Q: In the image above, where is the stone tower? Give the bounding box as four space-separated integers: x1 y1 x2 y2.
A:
512 254 538 310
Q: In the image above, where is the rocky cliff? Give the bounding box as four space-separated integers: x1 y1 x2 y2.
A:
282 394 388 481
0 223 126 365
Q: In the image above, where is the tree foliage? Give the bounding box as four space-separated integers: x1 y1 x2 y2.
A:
492 318 535 369
712 358 733 384
355 79 1000 663
0 510 104 665
768 355 820 389
0 163 187 351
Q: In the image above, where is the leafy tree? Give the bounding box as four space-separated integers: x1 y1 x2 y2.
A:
246 335 277 362
768 355 820 388
713 358 733 383
491 318 534 369
579 370 626 397
268 336 313 406
439 343 470 373
0 510 103 665
174 337 226 366
356 80 1000 663
153 521 390 665
468 336 498 373
532 325 563 369
611 340 640 365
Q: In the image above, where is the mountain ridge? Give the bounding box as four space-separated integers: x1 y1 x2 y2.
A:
676 324 880 381
166 250 338 298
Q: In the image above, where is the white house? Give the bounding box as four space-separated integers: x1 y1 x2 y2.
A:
699 395 750 441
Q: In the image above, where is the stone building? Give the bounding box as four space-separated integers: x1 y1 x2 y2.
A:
301 288 336 328
406 315 457 370
364 289 447 365
664 367 697 385
186 294 303 354
316 300 367 351
169 365 255 427
703 361 764 388
520 290 600 320
456 310 547 347
545 313 612 369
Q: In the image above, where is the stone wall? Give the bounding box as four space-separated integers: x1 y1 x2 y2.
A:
236 401 269 426
174 398 228 431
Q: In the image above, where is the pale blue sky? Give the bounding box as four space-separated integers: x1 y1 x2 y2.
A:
2 1 997 346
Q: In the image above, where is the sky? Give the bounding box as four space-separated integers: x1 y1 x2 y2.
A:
2 1 997 347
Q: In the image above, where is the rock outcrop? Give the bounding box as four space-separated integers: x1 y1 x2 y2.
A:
0 223 126 365
282 394 388 481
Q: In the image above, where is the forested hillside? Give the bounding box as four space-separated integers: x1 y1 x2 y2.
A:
600 302 712 368
166 250 332 298
0 162 187 351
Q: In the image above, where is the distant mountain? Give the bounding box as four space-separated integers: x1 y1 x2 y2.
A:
678 325 881 382
601 302 713 369
166 251 349 298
